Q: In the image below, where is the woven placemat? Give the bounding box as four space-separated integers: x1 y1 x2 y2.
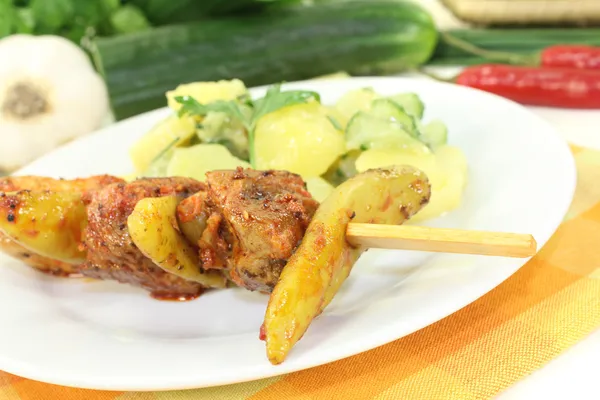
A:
441 0 600 25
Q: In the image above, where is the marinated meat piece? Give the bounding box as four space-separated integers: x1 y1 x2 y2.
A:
198 212 230 271
81 177 207 297
176 190 210 248
204 168 319 292
0 175 124 276
1 170 319 296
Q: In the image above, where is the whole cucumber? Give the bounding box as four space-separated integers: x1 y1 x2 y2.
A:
93 0 438 120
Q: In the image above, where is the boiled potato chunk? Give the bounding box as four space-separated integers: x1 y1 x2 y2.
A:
0 232 79 276
411 145 468 222
166 144 250 182
335 87 380 120
143 150 174 178
356 149 438 178
355 145 468 222
0 191 87 264
166 79 248 112
254 102 346 178
305 177 335 203
127 196 226 288
130 114 196 173
436 145 468 177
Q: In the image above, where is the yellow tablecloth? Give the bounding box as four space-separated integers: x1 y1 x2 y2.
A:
1 145 599 400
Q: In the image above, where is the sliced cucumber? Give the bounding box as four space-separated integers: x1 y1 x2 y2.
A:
345 112 430 154
166 79 248 113
143 151 173 177
322 149 361 186
196 111 228 139
370 99 418 137
335 87 380 120
388 93 424 119
421 119 448 149
196 111 249 161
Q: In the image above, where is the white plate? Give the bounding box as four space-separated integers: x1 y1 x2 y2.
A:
0 77 575 391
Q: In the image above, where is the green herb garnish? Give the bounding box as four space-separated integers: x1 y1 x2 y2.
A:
327 115 343 131
142 136 179 177
175 83 320 167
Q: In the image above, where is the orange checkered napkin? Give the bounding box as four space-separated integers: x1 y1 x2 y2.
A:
2 145 600 400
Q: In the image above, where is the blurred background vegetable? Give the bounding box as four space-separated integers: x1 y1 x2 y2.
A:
91 0 438 120
454 64 600 109
429 28 600 66
0 0 302 44
440 0 600 26
2 0 600 173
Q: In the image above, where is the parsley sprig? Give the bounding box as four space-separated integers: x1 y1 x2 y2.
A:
175 84 320 168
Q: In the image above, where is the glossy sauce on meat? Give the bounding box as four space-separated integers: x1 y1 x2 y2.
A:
80 178 207 297
201 168 319 292
0 175 124 276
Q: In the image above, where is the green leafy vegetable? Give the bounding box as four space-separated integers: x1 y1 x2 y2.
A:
0 0 14 38
101 0 121 14
30 0 74 31
62 23 88 44
176 98 250 130
327 115 343 131
110 4 151 34
252 85 320 131
176 84 319 167
142 136 180 177
71 0 104 27
15 8 35 34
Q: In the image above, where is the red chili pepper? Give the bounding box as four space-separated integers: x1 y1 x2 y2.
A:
541 45 600 70
456 64 600 109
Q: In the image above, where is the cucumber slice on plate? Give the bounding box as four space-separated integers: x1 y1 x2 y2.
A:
388 93 424 119
345 112 430 154
335 87 380 120
421 119 448 149
370 99 418 137
197 111 249 161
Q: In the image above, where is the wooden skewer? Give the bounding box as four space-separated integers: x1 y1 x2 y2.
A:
346 223 537 258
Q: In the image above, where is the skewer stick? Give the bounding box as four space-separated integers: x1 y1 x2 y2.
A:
346 223 537 258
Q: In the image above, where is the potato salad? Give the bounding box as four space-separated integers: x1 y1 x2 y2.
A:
128 79 468 222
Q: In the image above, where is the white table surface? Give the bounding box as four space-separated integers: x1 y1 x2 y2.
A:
410 0 600 393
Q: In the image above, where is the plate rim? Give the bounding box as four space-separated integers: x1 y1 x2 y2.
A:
0 76 577 391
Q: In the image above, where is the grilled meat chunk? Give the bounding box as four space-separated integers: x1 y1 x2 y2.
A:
1 170 319 296
81 178 207 297
201 168 319 292
0 175 124 276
